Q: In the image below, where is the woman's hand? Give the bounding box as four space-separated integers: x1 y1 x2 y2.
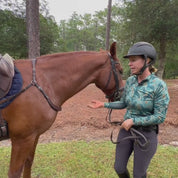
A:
88 100 105 109
121 119 134 131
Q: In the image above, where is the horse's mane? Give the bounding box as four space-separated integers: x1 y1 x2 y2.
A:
38 50 107 61
14 50 107 64
42 51 104 57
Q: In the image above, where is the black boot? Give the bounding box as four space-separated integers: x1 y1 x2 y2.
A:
141 173 147 178
118 169 130 178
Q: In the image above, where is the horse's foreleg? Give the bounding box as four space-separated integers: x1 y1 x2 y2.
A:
8 136 38 178
23 136 39 178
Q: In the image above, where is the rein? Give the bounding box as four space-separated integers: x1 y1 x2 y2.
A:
108 120 149 150
0 59 61 112
104 54 149 150
106 109 149 150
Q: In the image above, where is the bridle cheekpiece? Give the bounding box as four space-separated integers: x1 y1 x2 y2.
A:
103 53 124 102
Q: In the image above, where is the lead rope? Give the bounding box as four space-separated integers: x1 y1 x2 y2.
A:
106 109 149 151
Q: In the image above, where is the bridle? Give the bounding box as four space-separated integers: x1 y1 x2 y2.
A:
103 53 149 150
103 53 124 126
103 53 124 101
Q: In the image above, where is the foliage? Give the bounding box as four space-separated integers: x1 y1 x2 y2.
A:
165 53 178 79
0 141 177 177
57 11 108 52
0 0 177 77
0 9 27 58
122 0 178 43
121 0 178 78
40 15 60 55
0 0 60 58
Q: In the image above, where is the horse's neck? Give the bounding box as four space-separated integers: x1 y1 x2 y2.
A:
38 52 106 105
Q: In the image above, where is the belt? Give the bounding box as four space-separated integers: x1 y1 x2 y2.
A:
132 125 158 133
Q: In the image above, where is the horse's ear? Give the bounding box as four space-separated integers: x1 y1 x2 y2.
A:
110 42 117 59
110 42 123 73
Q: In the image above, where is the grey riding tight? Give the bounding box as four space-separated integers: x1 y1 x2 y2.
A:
114 128 158 178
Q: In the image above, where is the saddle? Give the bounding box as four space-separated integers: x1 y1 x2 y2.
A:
0 54 15 99
0 53 15 141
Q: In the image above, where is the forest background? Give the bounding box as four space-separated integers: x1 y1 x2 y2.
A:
0 0 178 79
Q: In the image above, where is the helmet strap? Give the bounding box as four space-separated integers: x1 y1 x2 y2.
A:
131 55 153 76
134 55 147 75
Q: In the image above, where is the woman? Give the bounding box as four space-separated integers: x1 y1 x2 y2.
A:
88 42 170 178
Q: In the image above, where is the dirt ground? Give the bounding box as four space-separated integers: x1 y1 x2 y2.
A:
1 80 178 147
39 79 178 146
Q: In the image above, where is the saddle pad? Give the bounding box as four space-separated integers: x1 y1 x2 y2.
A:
0 66 23 109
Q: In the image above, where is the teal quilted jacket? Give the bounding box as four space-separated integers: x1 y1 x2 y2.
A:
104 74 170 126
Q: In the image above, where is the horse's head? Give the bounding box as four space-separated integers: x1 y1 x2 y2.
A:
95 42 124 101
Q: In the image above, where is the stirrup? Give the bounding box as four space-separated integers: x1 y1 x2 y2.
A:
0 123 9 141
0 109 9 141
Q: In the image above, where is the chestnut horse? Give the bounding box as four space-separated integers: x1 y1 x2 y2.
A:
1 42 124 178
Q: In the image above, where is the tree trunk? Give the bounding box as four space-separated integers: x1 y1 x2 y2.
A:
105 0 112 50
156 38 166 79
26 0 40 59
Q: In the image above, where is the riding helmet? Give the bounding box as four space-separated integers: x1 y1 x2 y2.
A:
123 42 157 63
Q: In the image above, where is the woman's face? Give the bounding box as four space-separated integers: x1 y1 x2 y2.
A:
128 56 145 75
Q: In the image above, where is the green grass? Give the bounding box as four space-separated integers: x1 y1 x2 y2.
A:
0 141 177 178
